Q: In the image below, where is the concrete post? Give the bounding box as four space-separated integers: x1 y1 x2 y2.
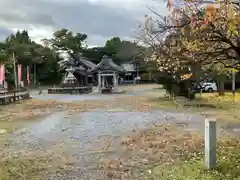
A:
115 74 118 90
113 73 116 86
104 76 106 88
102 75 105 88
113 73 117 91
97 72 101 92
205 118 217 169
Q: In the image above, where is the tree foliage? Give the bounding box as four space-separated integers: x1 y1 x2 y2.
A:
105 37 121 56
104 37 147 64
44 30 147 65
43 28 88 58
82 47 105 64
82 37 148 65
139 0 240 98
0 30 63 87
0 28 151 87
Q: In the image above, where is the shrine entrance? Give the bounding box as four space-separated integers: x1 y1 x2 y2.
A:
97 71 118 93
88 55 124 93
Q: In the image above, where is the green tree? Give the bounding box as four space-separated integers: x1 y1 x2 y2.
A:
105 37 121 57
105 37 147 65
82 47 105 64
43 28 88 58
115 41 142 62
0 30 63 87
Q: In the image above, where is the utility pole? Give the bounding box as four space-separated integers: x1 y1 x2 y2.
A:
34 63 36 86
232 70 235 96
12 52 18 90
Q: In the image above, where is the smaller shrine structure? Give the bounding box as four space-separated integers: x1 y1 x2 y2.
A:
88 55 124 93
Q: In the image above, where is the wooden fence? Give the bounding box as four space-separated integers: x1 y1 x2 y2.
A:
0 89 30 105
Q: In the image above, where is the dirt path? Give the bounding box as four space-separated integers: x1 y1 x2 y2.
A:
0 84 235 180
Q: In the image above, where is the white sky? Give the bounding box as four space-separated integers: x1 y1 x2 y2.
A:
0 0 168 46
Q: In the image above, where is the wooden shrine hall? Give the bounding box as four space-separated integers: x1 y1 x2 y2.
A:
60 55 124 93
60 56 97 87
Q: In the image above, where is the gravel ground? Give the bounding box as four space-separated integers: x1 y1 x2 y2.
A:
0 84 235 179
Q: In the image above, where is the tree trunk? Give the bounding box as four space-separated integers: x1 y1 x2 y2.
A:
34 63 37 86
218 74 225 96
12 52 18 89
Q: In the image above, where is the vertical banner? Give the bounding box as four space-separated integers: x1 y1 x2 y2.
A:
0 64 5 85
2 64 5 90
0 66 2 85
0 65 2 84
17 64 22 86
2 64 5 84
0 64 7 90
27 66 30 86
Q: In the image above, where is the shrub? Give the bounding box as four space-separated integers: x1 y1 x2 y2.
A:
159 76 196 99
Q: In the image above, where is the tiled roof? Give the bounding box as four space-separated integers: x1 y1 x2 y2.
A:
60 56 97 71
80 57 97 69
88 55 124 72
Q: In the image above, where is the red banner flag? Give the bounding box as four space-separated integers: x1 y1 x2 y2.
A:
0 64 5 85
27 66 30 86
17 64 22 85
2 64 5 84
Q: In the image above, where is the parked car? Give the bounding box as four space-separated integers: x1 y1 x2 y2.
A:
195 80 218 92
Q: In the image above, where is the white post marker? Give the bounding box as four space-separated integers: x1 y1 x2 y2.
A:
205 118 217 169
97 73 101 92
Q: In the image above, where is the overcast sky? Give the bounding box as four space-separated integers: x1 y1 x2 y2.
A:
0 0 168 47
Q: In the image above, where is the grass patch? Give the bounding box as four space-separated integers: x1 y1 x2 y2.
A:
151 137 240 180
147 92 240 123
0 145 76 180
149 92 240 110
187 93 240 123
0 121 26 134
108 124 240 179
0 154 49 180
105 124 204 179
194 92 240 110
148 96 179 110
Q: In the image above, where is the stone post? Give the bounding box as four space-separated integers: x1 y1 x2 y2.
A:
115 74 118 90
113 73 118 91
205 118 217 169
97 72 101 92
102 75 105 88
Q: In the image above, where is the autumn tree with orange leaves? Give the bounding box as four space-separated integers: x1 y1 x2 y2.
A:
138 0 240 98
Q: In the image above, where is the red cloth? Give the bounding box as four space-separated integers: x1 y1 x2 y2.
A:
18 64 22 85
0 64 5 84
